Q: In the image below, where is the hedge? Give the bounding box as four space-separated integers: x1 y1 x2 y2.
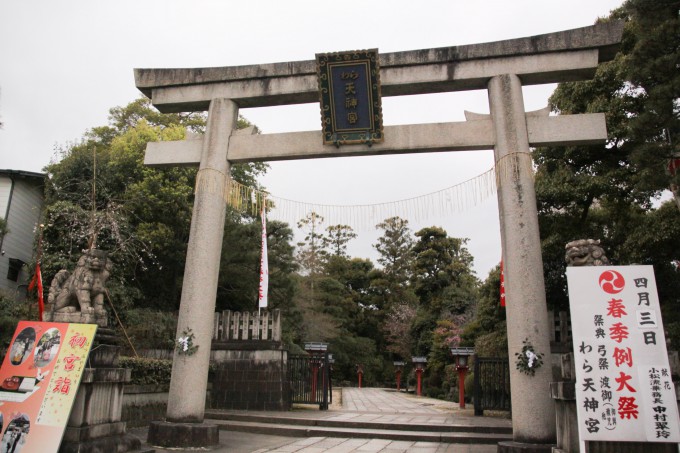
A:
119 356 172 386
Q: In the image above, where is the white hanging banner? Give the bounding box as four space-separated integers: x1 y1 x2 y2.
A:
566 265 679 442
258 206 269 309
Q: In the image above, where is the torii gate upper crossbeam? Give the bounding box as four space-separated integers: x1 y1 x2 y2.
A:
135 21 623 112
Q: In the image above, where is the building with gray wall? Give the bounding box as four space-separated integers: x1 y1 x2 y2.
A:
0 170 45 297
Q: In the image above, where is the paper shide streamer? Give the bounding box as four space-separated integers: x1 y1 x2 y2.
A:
194 165 517 231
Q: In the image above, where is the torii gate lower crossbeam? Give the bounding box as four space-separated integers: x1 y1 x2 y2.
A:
137 22 623 451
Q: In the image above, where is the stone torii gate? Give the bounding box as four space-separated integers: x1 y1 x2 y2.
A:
135 22 623 451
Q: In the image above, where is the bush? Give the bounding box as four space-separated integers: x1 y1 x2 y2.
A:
117 308 177 354
119 356 173 386
474 327 508 357
0 290 33 362
120 356 217 386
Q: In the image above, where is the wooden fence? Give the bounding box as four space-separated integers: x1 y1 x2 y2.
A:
212 309 281 341
549 310 572 345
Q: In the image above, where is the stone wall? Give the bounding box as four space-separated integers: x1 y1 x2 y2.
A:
122 384 169 428
209 340 290 411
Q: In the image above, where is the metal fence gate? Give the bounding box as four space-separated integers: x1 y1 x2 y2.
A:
288 354 331 410
473 357 511 416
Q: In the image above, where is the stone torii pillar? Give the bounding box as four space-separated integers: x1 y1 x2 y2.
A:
134 21 623 451
490 74 555 448
147 98 238 447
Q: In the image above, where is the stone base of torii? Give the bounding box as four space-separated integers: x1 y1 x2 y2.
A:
134 22 624 451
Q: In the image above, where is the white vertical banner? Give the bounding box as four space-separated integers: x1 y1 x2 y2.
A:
258 206 269 309
566 265 680 442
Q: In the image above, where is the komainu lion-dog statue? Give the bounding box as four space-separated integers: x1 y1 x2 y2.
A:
46 249 112 326
564 239 610 267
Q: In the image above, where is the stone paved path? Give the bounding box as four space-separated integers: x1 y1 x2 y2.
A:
137 388 510 452
341 387 447 413
247 388 508 453
285 388 510 430
252 436 499 452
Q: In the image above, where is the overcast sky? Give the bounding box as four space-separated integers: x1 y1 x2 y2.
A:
0 0 624 278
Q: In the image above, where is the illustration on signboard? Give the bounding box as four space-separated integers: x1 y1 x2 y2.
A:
8 328 36 367
33 329 61 369
0 413 30 453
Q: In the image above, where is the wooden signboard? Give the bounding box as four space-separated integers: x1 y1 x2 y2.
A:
567 266 679 442
0 321 97 453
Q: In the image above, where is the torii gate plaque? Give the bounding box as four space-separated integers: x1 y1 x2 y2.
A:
135 22 623 451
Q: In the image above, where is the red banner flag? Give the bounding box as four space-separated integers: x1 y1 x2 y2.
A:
500 260 506 307
28 262 44 321
668 157 680 176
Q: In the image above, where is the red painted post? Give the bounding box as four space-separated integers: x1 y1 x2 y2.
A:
450 347 473 410
310 364 318 403
393 361 405 392
411 357 427 397
358 371 363 388
458 368 467 409
356 364 364 389
305 342 328 405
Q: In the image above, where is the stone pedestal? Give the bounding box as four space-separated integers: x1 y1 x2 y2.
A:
59 327 152 453
549 381 579 453
43 307 109 328
147 421 218 448
498 441 555 452
44 310 107 327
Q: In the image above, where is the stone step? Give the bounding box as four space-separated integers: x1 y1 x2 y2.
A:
205 411 512 434
210 419 511 444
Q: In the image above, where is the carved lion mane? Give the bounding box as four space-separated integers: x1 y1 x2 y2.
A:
48 249 112 316
565 239 610 267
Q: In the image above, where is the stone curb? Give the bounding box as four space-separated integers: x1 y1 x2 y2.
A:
205 411 513 434
211 419 512 444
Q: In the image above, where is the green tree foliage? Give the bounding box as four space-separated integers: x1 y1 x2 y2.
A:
463 264 507 357
122 308 178 351
374 216 414 288
407 227 479 394
290 211 484 389
624 0 680 199
382 295 418 360
292 214 396 384
617 203 680 345
534 1 680 346
411 227 477 311
373 217 420 362
296 211 327 277
324 224 357 257
0 290 31 362
43 119 193 310
219 218 297 312
40 98 296 339
330 335 383 386
298 254 387 383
